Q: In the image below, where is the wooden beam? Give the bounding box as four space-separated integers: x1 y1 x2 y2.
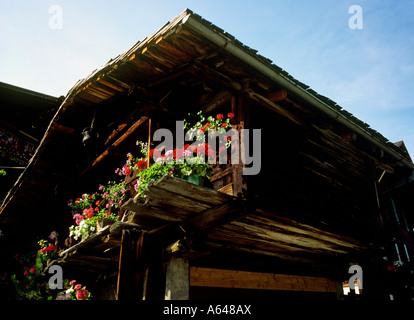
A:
79 116 149 176
267 89 287 102
189 267 337 293
202 90 232 114
190 62 242 92
109 221 142 237
116 230 147 300
186 201 246 231
232 91 250 197
59 225 112 257
249 91 302 125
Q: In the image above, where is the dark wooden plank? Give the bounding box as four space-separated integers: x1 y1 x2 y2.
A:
122 198 185 222
59 225 112 257
186 201 246 231
110 221 142 237
190 267 337 292
143 185 212 212
150 175 234 205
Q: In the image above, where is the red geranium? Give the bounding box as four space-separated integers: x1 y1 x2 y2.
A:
216 114 224 120
76 289 89 300
123 166 131 176
83 207 94 219
136 160 148 171
227 113 234 119
40 244 57 254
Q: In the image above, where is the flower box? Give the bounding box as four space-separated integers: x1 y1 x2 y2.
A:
96 218 116 232
179 174 206 186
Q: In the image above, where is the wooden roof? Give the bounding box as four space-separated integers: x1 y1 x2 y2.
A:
60 9 410 162
0 9 410 256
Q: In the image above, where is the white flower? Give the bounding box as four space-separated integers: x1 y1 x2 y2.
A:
90 226 95 232
66 288 74 294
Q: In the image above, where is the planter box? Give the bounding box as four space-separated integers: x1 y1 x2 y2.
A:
96 218 116 233
179 174 206 186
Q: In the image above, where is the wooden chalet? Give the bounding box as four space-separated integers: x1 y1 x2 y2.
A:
1 9 414 300
0 82 60 205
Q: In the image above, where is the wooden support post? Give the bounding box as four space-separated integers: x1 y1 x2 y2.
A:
142 241 165 300
232 89 250 198
116 229 147 300
164 256 190 300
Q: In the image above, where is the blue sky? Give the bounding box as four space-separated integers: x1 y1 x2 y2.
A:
1 0 414 156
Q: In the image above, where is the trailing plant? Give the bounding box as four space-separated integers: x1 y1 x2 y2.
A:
68 188 119 241
8 232 60 300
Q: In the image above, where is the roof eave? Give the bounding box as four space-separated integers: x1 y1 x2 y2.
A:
182 13 413 169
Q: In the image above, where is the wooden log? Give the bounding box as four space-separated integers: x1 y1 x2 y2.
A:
249 91 303 126
149 175 233 205
59 226 112 257
190 62 242 92
109 221 142 237
122 198 184 222
204 241 317 263
189 267 337 293
254 209 364 250
186 202 246 231
202 90 232 114
80 116 149 176
267 89 287 102
142 185 212 212
218 183 233 195
210 165 233 182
